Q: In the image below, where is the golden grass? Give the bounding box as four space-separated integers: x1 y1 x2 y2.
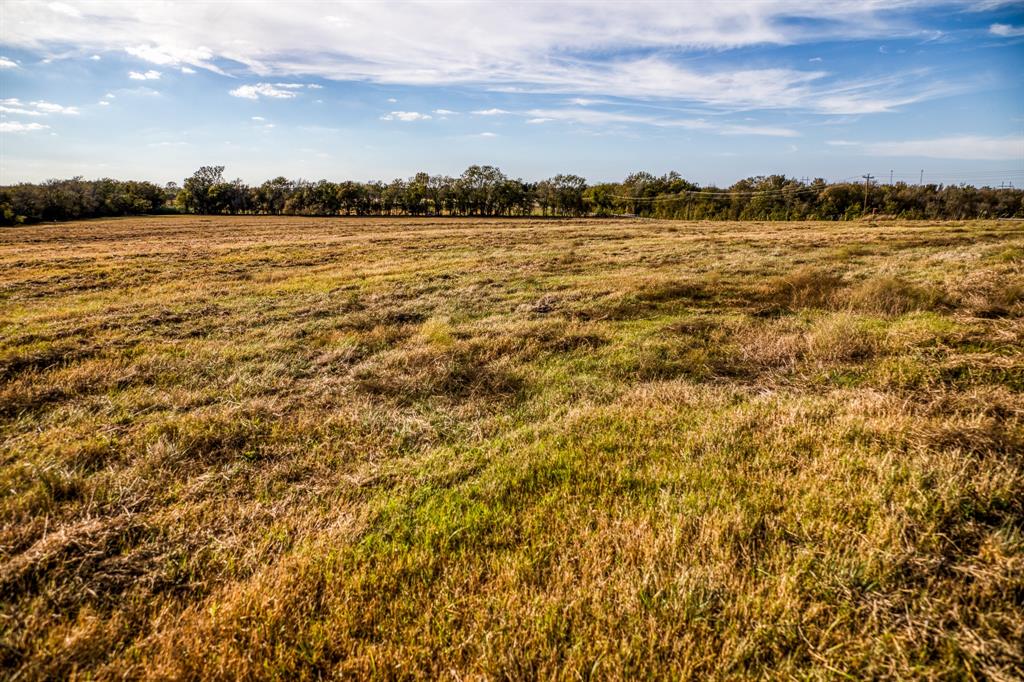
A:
1 216 1022 679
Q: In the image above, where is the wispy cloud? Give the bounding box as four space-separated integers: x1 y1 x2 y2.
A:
989 23 1024 37
380 111 431 121
124 44 226 74
46 2 81 18
523 107 799 136
811 69 963 114
128 69 161 80
0 2 993 114
0 56 18 69
433 109 458 115
863 135 1024 160
471 108 509 116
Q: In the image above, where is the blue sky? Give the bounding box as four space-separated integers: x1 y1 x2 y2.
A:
1 1 1022 186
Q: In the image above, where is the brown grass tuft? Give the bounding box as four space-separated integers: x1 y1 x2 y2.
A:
762 266 846 310
846 275 946 315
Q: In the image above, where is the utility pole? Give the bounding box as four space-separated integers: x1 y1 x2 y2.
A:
919 169 924 185
862 174 874 212
889 170 893 185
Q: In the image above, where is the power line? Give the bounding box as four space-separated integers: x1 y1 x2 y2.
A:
862 174 874 211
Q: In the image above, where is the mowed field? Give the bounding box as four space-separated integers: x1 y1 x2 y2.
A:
1 216 1022 679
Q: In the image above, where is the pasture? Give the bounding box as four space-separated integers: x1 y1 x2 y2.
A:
1 216 1022 678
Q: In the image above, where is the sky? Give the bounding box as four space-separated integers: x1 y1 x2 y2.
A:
0 1 1022 187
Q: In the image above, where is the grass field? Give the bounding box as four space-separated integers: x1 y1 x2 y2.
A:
1 216 1022 679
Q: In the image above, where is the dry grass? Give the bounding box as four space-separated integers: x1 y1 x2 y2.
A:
1 216 1022 679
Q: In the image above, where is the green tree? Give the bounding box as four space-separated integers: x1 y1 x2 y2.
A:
180 165 226 214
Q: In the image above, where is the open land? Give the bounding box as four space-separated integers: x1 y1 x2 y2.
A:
1 216 1022 678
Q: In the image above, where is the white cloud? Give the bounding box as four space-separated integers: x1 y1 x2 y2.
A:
433 108 458 115
0 98 79 116
0 99 44 116
863 135 1024 160
251 116 265 121
47 2 81 18
98 100 110 106
0 2 985 114
0 105 41 116
181 66 196 74
90 54 101 60
0 57 18 69
104 92 115 99
719 123 799 137
229 83 300 99
826 140 859 146
524 107 799 136
478 132 497 137
387 97 398 103
0 121 50 132
128 69 161 80
380 110 431 121
31 100 79 115
124 44 224 74
307 83 322 89
471 108 509 115
809 69 960 114
990 23 1024 37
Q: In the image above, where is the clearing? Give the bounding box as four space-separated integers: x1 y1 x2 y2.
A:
1 216 1022 678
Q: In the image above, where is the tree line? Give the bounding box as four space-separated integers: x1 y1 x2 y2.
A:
176 165 586 218
2 165 1022 225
